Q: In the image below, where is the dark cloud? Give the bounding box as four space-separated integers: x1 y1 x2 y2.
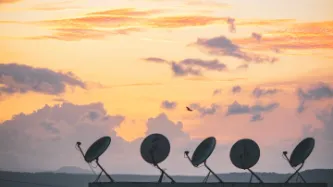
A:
226 101 279 121
250 113 263 122
252 87 279 98
232 85 241 93
251 32 262 42
193 36 278 63
143 57 227 77
226 17 236 33
188 103 220 117
297 83 333 113
161 100 177 110
0 63 86 96
212 89 222 96
171 62 201 76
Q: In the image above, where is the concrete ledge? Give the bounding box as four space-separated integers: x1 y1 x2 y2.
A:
89 182 328 187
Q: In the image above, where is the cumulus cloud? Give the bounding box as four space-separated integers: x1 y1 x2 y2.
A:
188 103 220 117
143 57 227 77
232 85 241 93
252 87 279 98
161 100 177 110
193 36 278 64
226 101 279 121
297 82 333 113
0 102 211 175
0 63 86 96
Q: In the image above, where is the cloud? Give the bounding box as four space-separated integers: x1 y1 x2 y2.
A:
143 57 168 63
212 89 221 96
25 28 142 41
297 82 333 113
0 102 203 174
236 64 249 70
251 32 262 42
193 36 278 64
143 57 227 77
0 0 20 4
250 114 263 122
316 106 333 142
161 100 177 110
252 87 279 98
226 17 236 33
34 9 226 30
188 103 220 117
142 16 226 28
232 85 241 93
233 21 333 52
226 101 279 121
87 8 164 17
0 63 86 96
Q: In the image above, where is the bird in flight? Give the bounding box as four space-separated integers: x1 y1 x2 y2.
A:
186 106 193 111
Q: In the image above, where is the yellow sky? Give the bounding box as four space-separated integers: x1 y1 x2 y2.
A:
0 0 333 141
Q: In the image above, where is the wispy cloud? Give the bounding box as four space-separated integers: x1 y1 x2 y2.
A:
0 0 21 4
24 28 142 41
233 21 333 52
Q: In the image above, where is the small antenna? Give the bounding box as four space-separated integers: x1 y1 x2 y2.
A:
184 137 223 183
140 133 176 183
230 138 264 184
75 136 115 183
283 137 315 183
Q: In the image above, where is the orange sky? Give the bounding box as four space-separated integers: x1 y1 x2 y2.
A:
0 0 333 141
1 0 333 174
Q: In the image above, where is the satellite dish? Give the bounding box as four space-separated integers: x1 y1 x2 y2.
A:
283 137 315 183
230 139 263 183
140 133 175 183
184 137 223 183
85 136 111 163
75 136 115 183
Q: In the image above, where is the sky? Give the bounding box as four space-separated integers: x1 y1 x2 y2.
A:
0 0 333 176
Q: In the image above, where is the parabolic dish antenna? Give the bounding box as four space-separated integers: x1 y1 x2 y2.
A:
85 136 111 163
230 139 263 183
140 133 175 183
283 137 315 183
75 136 115 183
184 137 223 183
191 137 216 166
